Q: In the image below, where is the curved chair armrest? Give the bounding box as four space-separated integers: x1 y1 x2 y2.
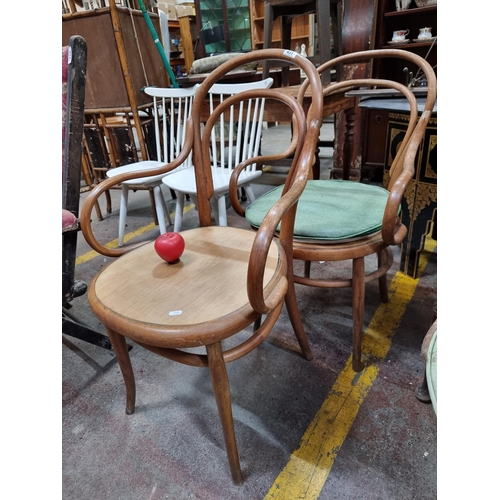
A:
247 119 322 314
225 90 308 216
381 110 433 246
228 150 300 217
79 120 195 257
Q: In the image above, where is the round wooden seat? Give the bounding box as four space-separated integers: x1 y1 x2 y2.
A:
89 227 284 348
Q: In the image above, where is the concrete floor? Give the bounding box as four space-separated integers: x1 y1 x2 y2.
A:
63 124 437 499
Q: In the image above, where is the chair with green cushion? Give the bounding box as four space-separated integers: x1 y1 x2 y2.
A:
239 49 437 372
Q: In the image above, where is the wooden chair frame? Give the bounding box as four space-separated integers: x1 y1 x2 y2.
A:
233 49 437 373
78 49 324 484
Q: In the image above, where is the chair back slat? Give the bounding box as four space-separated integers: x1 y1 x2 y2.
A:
207 78 274 173
145 85 199 171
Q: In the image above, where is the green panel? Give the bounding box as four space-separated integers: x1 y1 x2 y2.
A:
199 0 251 53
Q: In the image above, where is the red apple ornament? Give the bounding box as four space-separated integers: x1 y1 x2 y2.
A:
154 232 185 264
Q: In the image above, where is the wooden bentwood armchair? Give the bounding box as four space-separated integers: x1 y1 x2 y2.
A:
242 49 437 372
79 49 324 484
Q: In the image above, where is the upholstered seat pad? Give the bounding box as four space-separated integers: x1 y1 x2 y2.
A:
245 180 390 241
62 209 78 232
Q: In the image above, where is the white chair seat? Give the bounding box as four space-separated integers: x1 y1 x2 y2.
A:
104 85 199 246
106 160 166 186
163 166 262 196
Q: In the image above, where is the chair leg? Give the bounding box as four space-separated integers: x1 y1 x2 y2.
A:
285 280 313 360
206 342 243 485
105 188 112 215
304 260 311 278
174 191 185 233
244 185 256 203
159 186 172 226
377 249 389 303
213 195 227 227
153 185 169 236
93 195 104 221
149 188 160 226
106 327 136 415
352 257 365 372
118 185 129 247
415 370 431 403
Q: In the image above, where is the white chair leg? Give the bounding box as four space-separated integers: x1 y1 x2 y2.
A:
210 197 219 226
244 185 256 203
159 186 172 226
174 192 185 233
217 195 227 226
153 185 168 235
191 194 199 210
118 185 129 247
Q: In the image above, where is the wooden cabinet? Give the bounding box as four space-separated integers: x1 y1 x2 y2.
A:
360 0 437 181
250 0 311 53
193 0 253 58
373 1 437 84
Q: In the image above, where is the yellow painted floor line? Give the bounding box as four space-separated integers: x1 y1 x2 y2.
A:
76 203 195 266
265 239 437 500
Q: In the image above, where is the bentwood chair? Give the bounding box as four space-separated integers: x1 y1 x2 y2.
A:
162 78 274 230
106 85 200 246
241 49 437 372
78 49 324 484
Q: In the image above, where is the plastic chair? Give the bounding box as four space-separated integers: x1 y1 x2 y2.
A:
242 49 437 372
161 78 274 230
78 49 324 484
106 85 199 246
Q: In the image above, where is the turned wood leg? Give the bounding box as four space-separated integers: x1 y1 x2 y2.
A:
206 342 243 485
106 328 136 415
285 278 313 360
377 250 389 303
342 107 356 180
352 257 365 372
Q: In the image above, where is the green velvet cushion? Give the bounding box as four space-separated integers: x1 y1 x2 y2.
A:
245 180 391 242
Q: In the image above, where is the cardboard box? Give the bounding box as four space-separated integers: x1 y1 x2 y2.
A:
157 2 178 20
165 3 178 20
176 5 195 17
